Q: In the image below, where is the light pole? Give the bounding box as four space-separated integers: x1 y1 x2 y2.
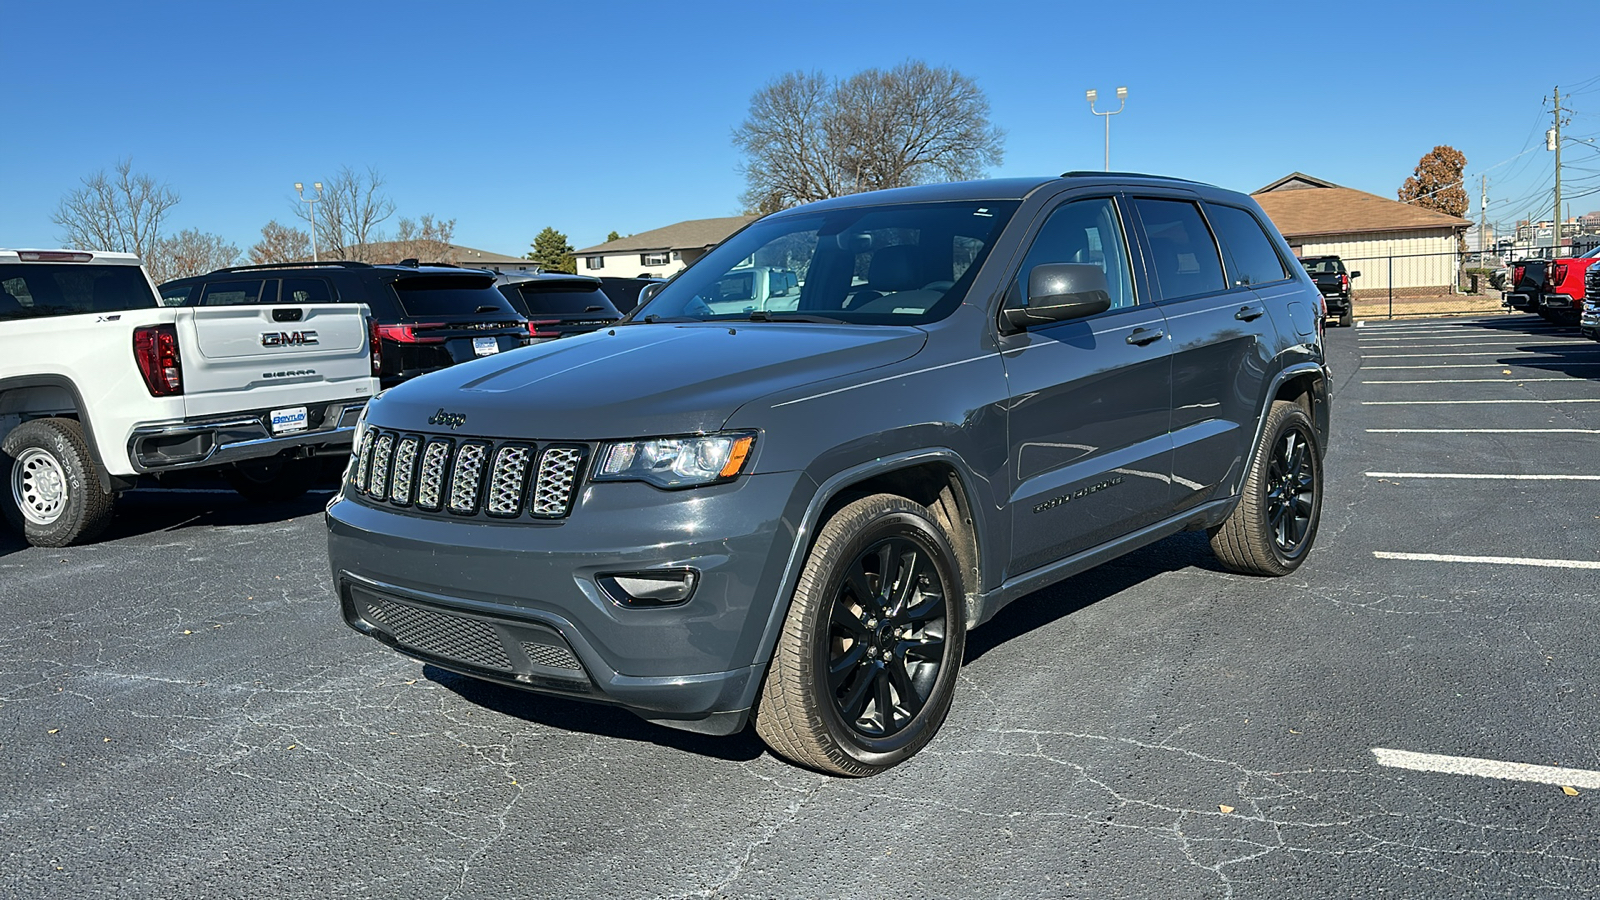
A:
294 181 323 262
1086 86 1128 172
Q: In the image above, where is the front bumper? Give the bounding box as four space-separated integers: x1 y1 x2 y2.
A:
325 469 812 733
127 399 367 473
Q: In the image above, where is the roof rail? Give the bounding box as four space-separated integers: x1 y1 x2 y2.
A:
213 260 373 273
1059 170 1205 185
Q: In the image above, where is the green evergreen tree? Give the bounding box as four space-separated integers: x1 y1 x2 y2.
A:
606 230 621 242
526 226 576 273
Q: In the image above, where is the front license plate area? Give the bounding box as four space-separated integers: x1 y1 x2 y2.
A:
270 406 308 434
473 337 500 357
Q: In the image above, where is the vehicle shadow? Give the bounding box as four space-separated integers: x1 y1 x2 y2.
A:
423 665 768 763
423 529 1226 761
97 486 337 541
964 530 1224 663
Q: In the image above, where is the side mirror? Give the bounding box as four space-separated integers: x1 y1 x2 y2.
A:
1001 263 1112 332
1349 270 1361 279
638 282 665 306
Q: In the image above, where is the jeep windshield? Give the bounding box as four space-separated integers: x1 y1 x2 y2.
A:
631 200 1019 326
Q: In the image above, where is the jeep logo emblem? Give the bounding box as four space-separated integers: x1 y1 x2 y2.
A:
262 330 319 347
428 408 467 430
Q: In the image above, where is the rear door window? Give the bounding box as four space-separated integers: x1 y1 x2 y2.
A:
1132 198 1228 301
390 276 520 317
282 277 337 304
199 279 271 306
0 264 159 320
1207 205 1289 287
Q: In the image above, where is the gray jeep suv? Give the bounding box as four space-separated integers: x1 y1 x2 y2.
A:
327 173 1330 776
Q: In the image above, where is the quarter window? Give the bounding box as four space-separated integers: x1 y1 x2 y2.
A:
1133 198 1227 301
1208 205 1289 287
1014 197 1135 311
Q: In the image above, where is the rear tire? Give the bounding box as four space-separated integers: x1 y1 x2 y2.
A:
755 494 967 776
222 457 317 502
1209 400 1322 576
2 417 115 547
1338 310 1353 328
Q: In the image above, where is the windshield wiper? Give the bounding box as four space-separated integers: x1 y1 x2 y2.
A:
746 311 846 324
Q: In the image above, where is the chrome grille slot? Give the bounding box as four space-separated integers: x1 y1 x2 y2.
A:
531 447 584 517
415 440 452 510
368 433 395 501
389 436 419 506
448 443 490 514
353 430 376 489
485 445 533 517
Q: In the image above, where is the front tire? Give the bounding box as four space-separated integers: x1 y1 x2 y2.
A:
755 494 967 776
2 417 115 547
1209 400 1322 576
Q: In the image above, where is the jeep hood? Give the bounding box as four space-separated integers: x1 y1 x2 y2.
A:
368 322 927 439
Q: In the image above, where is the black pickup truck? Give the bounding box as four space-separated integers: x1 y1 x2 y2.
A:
1299 255 1359 327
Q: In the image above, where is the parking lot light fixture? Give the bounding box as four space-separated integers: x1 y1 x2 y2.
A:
295 181 324 263
1087 86 1129 171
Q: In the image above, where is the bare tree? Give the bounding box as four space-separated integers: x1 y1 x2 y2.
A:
248 220 313 265
295 166 396 261
146 229 240 283
384 214 458 264
733 62 1005 211
51 159 180 258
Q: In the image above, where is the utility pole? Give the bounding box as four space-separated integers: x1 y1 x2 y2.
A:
1480 174 1488 257
1552 86 1564 255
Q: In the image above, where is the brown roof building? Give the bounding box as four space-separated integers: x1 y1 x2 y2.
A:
573 215 759 279
1252 173 1470 300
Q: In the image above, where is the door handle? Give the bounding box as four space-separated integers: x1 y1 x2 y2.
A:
1126 327 1165 346
1234 304 1265 322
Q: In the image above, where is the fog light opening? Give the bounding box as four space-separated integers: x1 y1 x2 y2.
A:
597 569 699 608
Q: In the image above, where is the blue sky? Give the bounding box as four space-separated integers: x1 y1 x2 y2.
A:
3 0 1597 258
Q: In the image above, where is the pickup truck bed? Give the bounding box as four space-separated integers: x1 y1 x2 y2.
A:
1 249 378 546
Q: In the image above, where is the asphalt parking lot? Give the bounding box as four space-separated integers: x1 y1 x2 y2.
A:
4 314 1599 899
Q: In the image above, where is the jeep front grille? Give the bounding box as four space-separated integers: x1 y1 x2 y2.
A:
363 597 512 670
352 429 588 520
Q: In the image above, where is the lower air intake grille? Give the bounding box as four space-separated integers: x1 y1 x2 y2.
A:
522 641 582 670
365 598 512 671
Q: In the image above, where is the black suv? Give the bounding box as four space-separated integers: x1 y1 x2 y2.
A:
1299 255 1358 327
328 173 1330 776
160 262 529 387
494 272 622 341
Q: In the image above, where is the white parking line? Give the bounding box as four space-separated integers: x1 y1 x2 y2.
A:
1363 398 1600 406
1362 378 1577 384
1367 471 1600 480
1364 349 1596 358
1367 428 1600 433
1364 363 1600 369
1375 551 1600 569
1359 341 1578 349
1372 748 1600 788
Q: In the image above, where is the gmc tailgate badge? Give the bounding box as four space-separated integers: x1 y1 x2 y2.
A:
262 330 319 347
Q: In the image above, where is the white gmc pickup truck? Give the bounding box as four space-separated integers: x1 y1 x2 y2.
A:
1 249 378 546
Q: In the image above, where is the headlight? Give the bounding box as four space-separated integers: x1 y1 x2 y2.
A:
594 432 757 489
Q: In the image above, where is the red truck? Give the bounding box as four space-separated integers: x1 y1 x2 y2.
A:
1508 247 1600 324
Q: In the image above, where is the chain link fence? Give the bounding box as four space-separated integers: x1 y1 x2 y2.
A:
1331 249 1507 320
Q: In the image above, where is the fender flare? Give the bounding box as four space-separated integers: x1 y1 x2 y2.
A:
0 374 118 492
747 448 989 676
1239 360 1329 485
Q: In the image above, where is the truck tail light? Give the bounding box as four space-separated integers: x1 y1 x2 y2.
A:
1554 263 1569 284
133 324 183 396
375 323 447 344
368 317 382 376
1339 273 1349 289
528 319 561 339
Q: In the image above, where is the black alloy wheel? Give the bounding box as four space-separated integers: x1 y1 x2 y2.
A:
823 535 949 739
1264 427 1316 554
755 493 967 776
